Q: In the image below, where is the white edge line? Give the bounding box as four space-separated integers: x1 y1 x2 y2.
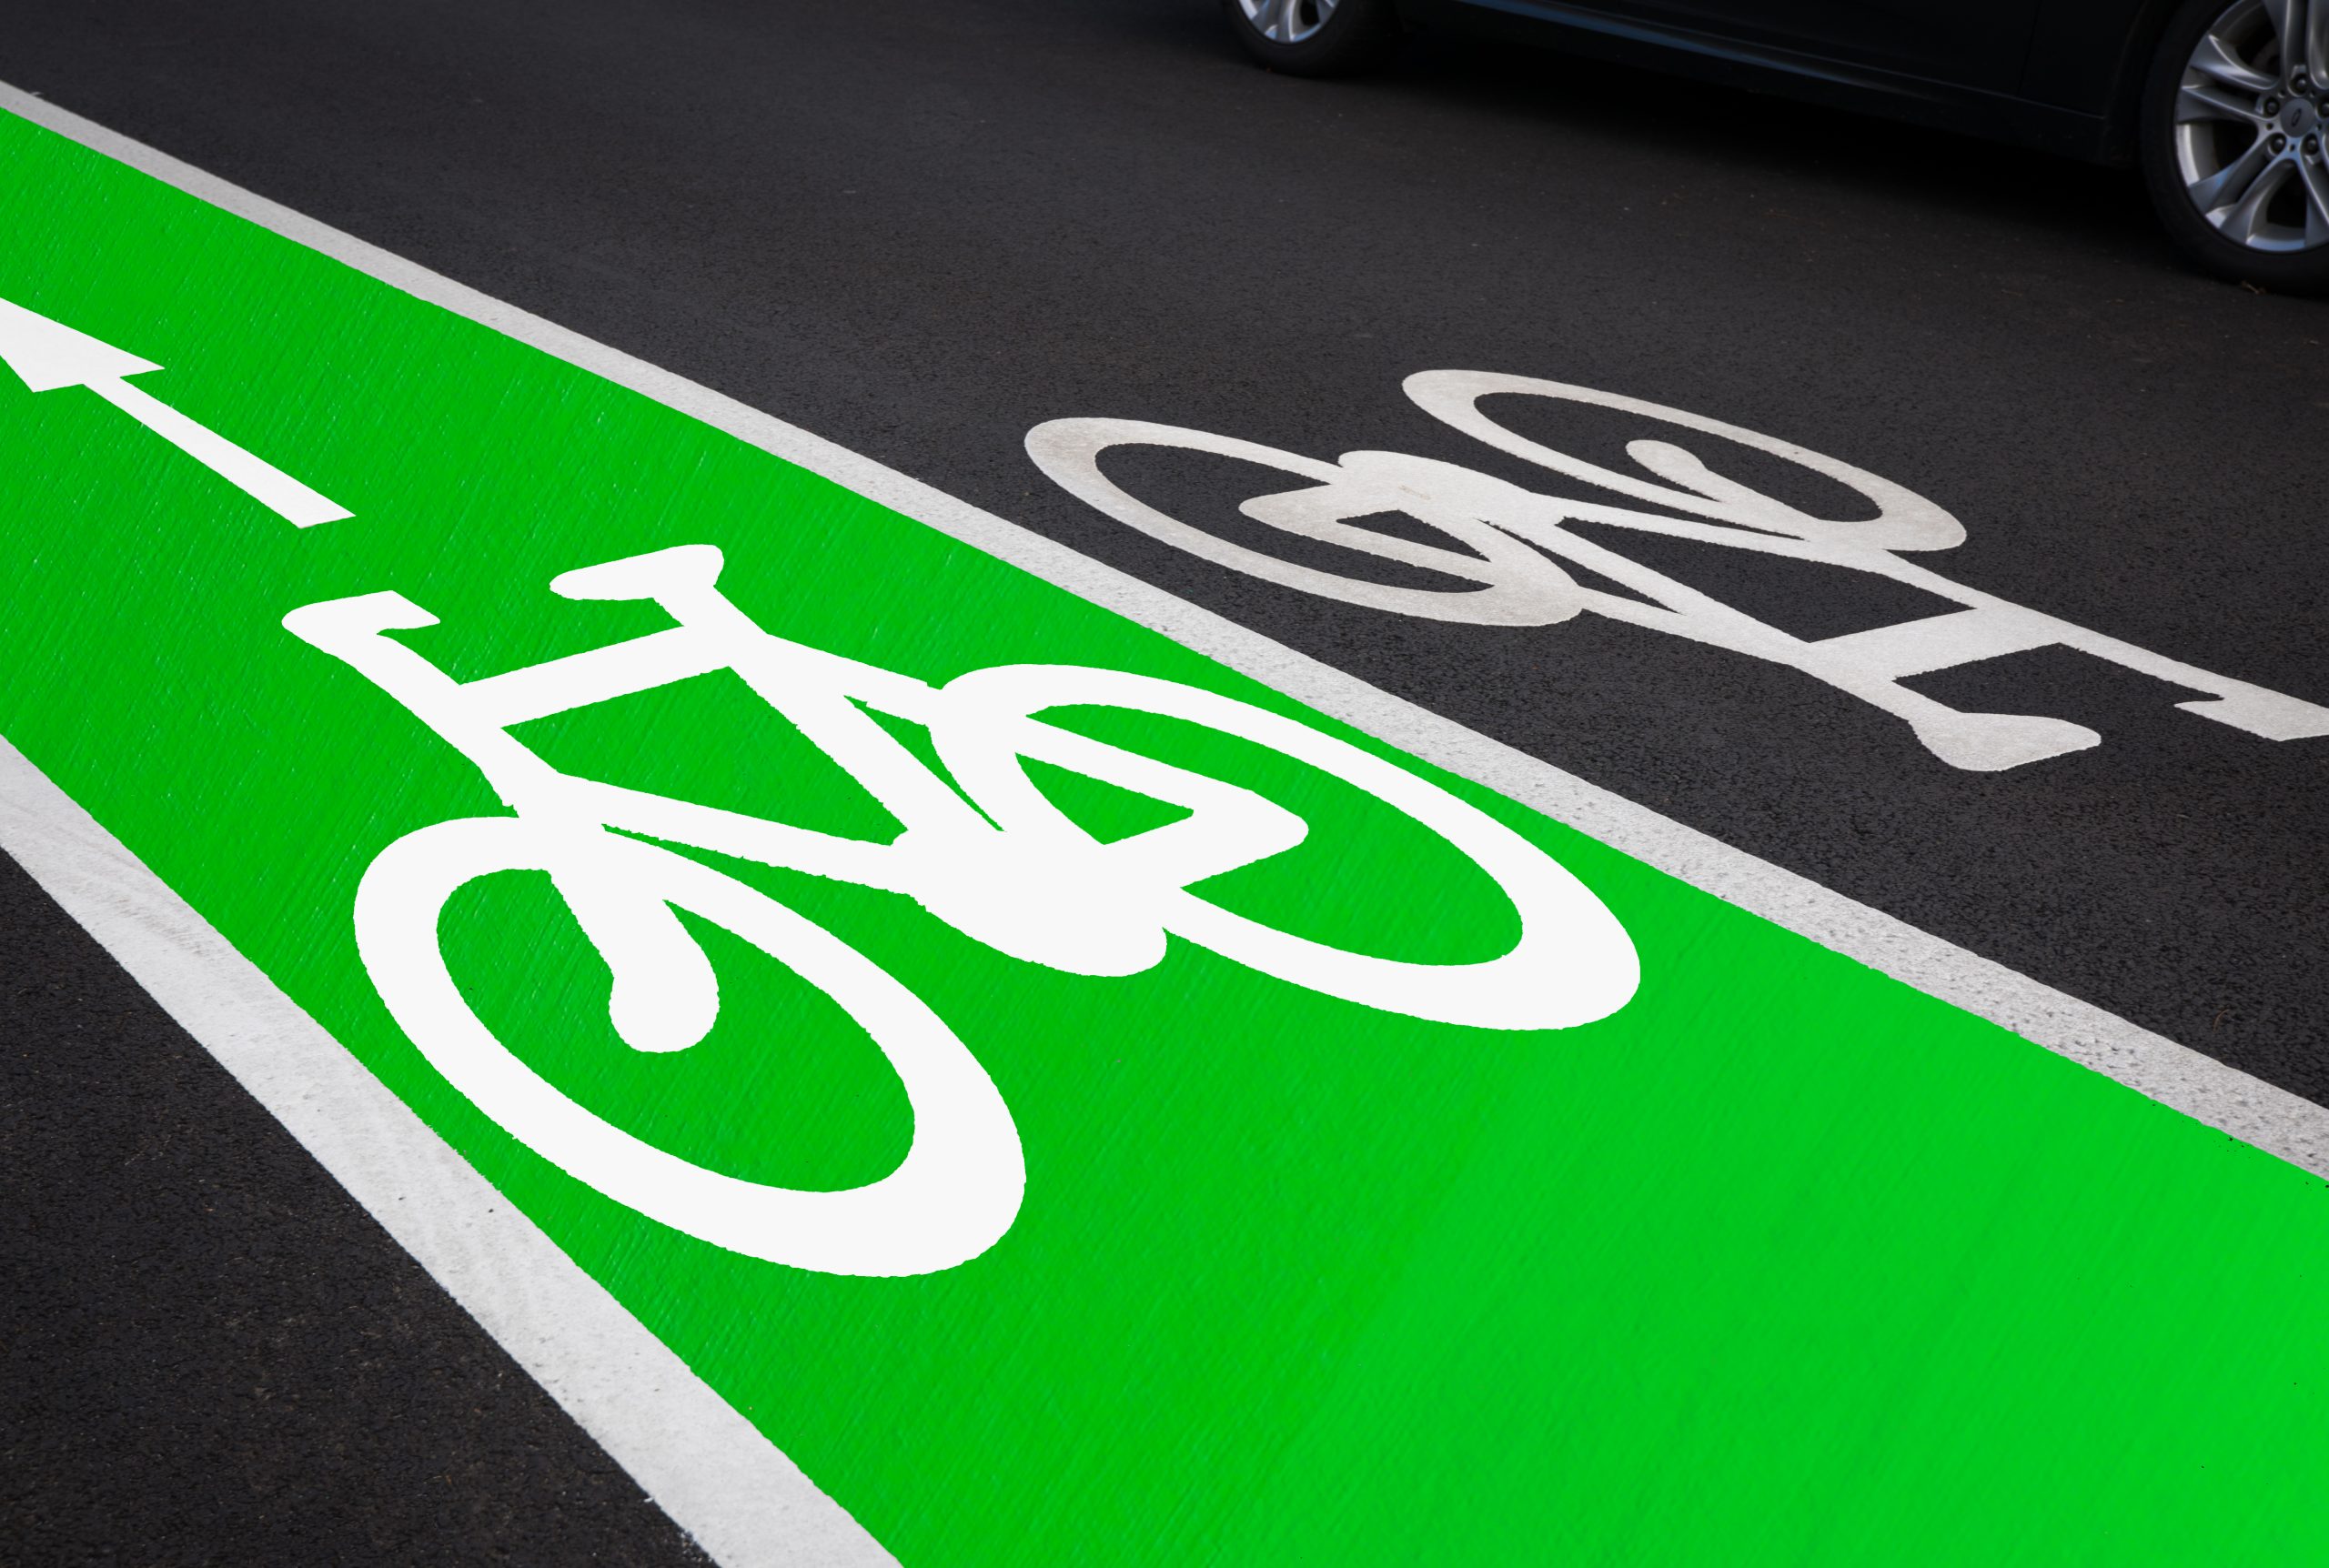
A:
5 70 2328 1567
0 735 894 1568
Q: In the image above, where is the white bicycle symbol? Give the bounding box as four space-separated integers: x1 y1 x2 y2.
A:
286 544 1636 1277
1029 371 2329 771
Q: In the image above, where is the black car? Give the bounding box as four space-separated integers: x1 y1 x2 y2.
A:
1225 0 2329 290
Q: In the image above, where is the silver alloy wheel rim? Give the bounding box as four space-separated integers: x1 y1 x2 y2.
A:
2174 0 2329 251
1237 0 1342 45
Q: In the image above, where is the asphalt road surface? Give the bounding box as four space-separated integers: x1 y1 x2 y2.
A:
4 0 2324 1561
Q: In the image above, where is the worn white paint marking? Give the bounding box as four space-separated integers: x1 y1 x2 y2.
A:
4 75 2327 1568
1026 372 2329 772
0 293 351 525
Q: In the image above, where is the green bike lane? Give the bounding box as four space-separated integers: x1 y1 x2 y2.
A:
3 100 2325 1566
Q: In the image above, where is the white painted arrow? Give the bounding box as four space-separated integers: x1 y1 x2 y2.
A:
0 295 350 527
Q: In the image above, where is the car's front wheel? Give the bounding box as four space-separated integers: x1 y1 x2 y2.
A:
1223 0 1401 76
2141 0 2329 292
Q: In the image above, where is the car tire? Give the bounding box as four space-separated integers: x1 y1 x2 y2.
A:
1223 0 1401 77
2139 0 2329 293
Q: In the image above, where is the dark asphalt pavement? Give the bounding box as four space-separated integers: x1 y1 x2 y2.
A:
3 0 2324 1560
0 854 709 1567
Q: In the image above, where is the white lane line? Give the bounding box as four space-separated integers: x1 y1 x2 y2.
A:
0 737 895 1568
3 75 2325 1568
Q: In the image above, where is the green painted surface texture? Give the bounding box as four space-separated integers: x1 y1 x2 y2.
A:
3 109 2324 1565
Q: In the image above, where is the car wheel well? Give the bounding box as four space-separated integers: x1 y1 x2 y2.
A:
2098 0 2194 161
